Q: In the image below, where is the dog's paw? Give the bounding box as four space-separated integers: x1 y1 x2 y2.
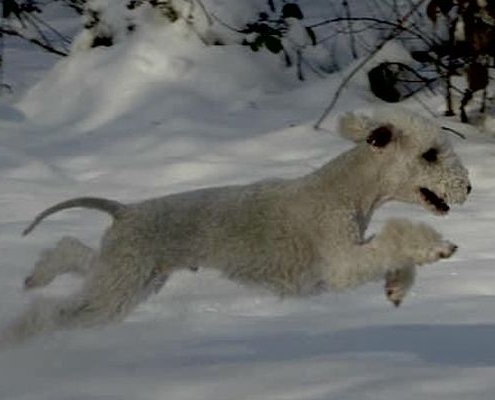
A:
416 239 457 266
23 236 94 290
384 267 415 307
23 248 58 290
435 240 458 259
380 219 457 266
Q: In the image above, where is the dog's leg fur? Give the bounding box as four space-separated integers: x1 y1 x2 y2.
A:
385 265 416 307
24 236 95 290
326 219 457 289
24 234 199 292
2 243 170 346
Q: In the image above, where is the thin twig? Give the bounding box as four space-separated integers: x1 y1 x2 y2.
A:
209 12 244 33
0 27 68 56
310 16 434 47
22 13 53 48
0 12 4 96
314 0 429 130
195 0 213 26
342 0 357 58
29 12 71 46
300 53 326 78
442 126 467 139
391 62 438 94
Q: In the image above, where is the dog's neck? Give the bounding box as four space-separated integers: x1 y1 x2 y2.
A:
309 145 393 221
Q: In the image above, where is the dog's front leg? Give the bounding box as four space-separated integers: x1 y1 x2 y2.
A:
384 264 416 307
325 218 456 290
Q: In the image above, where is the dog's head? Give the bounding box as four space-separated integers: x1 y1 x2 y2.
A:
339 108 471 215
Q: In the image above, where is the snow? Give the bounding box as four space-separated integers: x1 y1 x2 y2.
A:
2 4 495 400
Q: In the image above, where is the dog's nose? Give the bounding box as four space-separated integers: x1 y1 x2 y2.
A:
467 184 472 195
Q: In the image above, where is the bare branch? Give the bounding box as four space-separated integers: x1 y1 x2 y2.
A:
342 0 357 58
0 27 68 56
442 126 467 139
314 0 429 130
310 16 434 47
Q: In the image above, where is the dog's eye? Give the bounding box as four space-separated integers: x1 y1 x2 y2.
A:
422 148 438 163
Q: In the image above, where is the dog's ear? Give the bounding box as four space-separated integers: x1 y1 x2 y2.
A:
367 125 393 148
339 112 374 143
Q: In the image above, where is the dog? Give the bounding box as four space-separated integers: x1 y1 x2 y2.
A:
1 108 471 345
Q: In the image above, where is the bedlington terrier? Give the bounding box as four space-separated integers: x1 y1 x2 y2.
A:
2 108 471 345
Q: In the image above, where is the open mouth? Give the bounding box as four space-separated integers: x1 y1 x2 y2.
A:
420 188 450 214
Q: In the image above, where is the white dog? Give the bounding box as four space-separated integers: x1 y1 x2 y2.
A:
2 108 471 345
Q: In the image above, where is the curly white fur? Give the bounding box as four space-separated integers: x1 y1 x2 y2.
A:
2 107 471 346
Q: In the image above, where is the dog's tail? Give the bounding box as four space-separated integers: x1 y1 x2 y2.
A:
22 197 125 236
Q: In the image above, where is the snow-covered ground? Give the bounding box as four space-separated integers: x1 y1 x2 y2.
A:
2 6 495 400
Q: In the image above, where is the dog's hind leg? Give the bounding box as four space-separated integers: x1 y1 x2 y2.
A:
24 236 95 290
1 251 170 347
0 294 125 347
60 250 171 328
